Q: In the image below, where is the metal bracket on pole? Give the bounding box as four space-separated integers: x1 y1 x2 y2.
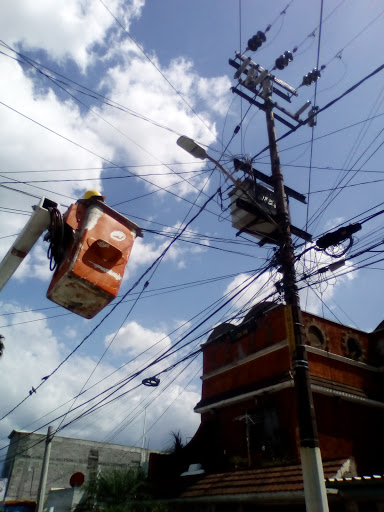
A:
0 197 59 292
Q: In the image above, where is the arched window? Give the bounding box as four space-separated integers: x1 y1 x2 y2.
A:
307 325 325 348
347 337 363 360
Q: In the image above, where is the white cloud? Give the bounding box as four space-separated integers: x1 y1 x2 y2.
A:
222 247 357 320
297 246 357 316
0 0 145 70
104 320 171 358
0 302 201 450
0 7 230 284
0 0 232 452
0 302 113 442
223 270 281 319
0 56 107 207
128 224 210 274
197 76 232 116
94 47 230 196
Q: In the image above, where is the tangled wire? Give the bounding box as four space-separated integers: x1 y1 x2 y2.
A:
44 207 65 271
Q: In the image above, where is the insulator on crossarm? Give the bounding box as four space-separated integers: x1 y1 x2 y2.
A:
302 68 321 86
234 57 251 79
253 69 269 86
284 50 293 62
275 55 285 70
257 30 266 42
275 50 293 70
247 31 266 52
294 101 311 118
244 67 258 87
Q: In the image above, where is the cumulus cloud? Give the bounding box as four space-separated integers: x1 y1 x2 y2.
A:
0 1 229 283
223 270 281 319
0 0 232 451
297 245 357 316
0 302 113 443
0 302 201 449
127 223 210 274
104 320 171 358
0 0 145 70
92 48 229 196
222 246 357 320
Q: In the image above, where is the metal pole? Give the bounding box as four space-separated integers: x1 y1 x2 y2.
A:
36 426 54 512
140 407 147 467
264 98 329 512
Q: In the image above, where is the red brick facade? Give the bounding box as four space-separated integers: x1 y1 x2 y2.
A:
193 303 384 473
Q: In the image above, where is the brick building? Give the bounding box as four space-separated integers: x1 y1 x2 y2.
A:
149 302 384 510
3 430 152 502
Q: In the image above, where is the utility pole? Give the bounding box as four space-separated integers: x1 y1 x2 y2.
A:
177 125 329 510
227 46 329 511
36 426 53 512
140 407 147 467
264 96 329 511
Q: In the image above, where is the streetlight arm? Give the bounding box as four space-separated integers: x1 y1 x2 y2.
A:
176 136 277 227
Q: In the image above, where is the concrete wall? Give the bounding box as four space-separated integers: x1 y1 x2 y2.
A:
45 487 84 512
2 431 152 501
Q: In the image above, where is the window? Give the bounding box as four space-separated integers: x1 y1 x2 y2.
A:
307 325 325 348
346 337 363 360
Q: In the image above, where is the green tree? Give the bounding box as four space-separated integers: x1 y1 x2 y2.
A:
86 467 151 512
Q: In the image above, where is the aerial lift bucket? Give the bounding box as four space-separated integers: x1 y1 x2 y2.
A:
46 193 142 319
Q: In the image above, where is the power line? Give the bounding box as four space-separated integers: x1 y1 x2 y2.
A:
0 259 274 457
0 100 232 224
48 268 274 438
305 0 324 231
307 127 384 230
97 0 221 146
0 267 264 450
0 189 219 422
0 162 205 174
251 62 384 161
252 111 384 163
308 177 384 195
0 42 191 140
131 361 201 448
0 170 211 184
0 268 260 318
6 46 213 203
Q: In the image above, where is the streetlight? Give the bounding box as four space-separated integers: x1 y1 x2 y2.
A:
177 136 242 188
176 136 277 233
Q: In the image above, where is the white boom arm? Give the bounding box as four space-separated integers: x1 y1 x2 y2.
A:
0 197 59 291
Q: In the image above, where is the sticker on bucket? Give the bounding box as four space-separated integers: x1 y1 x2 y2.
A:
110 230 126 242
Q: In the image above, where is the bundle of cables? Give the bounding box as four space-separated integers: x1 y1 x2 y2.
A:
44 207 65 271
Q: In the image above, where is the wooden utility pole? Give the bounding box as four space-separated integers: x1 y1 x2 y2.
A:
264 97 329 512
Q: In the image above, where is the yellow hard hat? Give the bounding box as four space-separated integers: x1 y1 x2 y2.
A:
83 189 102 200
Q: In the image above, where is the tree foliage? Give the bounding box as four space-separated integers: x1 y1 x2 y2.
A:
86 467 153 512
165 431 184 455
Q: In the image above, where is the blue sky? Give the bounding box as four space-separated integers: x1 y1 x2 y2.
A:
1 0 384 455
